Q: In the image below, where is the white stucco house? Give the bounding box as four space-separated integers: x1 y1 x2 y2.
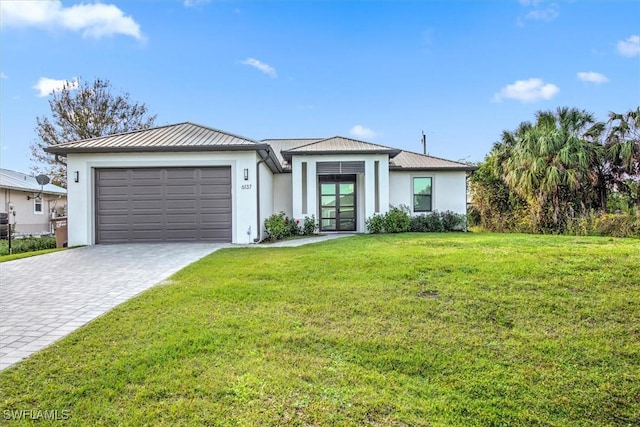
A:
0 168 67 236
45 122 475 245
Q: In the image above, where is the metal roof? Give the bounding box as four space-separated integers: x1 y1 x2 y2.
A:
281 136 401 162
0 169 67 195
45 122 262 153
43 122 475 173
262 138 322 170
390 151 476 171
45 122 283 173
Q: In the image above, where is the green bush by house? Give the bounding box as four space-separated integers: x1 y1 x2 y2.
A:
0 236 57 256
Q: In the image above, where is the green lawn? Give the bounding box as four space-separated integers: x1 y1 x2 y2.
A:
0 247 67 263
1 233 638 426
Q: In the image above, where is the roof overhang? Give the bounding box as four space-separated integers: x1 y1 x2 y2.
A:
281 149 401 162
45 144 283 173
389 165 478 172
0 184 66 196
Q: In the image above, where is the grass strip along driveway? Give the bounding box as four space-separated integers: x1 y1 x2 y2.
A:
1 233 638 425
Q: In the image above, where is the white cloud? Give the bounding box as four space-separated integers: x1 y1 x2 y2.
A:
0 1 143 40
493 78 559 103
617 35 640 57
1 72 7 79
525 5 559 22
349 125 377 139
241 58 277 78
33 77 78 97
517 0 559 25
577 71 609 84
184 0 212 7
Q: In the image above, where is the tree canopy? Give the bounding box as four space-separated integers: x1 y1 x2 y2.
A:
31 78 157 186
470 106 640 234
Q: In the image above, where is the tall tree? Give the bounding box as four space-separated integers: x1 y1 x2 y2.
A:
31 78 157 186
501 107 604 231
606 107 640 209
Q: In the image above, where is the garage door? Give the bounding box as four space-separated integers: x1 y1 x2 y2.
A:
95 167 232 243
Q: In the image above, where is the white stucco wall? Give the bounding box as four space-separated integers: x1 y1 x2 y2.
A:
290 154 389 232
389 170 468 215
66 151 263 245
272 173 293 217
258 161 274 240
1 188 67 235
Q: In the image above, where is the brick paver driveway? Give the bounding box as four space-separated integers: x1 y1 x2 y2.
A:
0 243 226 371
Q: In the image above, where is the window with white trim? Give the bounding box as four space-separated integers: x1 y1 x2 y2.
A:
34 196 43 214
413 177 432 212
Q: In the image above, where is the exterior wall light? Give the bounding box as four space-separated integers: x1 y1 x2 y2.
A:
74 171 79 183
244 168 249 181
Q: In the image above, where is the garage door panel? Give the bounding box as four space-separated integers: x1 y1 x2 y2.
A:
96 167 232 243
201 186 232 195
131 200 164 210
99 214 130 225
199 230 232 239
166 186 197 195
200 213 234 222
99 200 131 210
132 214 163 223
200 199 231 209
98 186 131 197
165 199 197 209
131 187 164 196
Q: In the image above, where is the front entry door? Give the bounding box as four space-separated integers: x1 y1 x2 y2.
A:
319 175 356 232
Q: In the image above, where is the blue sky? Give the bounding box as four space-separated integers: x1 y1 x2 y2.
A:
1 0 639 174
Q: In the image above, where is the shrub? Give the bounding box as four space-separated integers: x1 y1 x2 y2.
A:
441 210 466 231
467 205 481 227
384 207 411 233
288 217 301 237
409 213 443 232
593 213 640 238
302 215 318 236
0 236 57 256
420 212 446 232
366 214 385 234
264 212 289 241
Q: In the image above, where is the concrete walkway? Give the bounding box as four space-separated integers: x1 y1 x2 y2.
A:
0 243 225 371
0 234 354 371
248 233 354 248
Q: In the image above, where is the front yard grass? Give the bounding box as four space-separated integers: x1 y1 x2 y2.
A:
1 233 638 425
0 247 67 263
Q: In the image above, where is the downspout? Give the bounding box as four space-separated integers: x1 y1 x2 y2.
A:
254 149 270 243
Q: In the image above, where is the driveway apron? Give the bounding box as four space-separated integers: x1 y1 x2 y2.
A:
0 243 225 371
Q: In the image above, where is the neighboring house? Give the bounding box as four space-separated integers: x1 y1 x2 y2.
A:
45 122 475 245
0 168 67 236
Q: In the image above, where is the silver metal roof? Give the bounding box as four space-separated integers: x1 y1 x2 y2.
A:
45 122 261 153
390 151 476 171
0 168 67 195
262 138 322 170
43 122 474 173
281 136 401 162
45 122 284 173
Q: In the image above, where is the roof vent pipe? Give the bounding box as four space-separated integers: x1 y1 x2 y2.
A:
422 131 427 155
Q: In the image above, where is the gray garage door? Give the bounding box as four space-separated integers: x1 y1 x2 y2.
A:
95 167 232 243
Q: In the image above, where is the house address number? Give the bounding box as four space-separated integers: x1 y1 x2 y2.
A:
241 184 252 190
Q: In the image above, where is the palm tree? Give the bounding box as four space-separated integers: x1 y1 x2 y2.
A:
501 107 604 231
606 107 640 209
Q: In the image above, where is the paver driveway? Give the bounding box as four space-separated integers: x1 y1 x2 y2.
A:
0 243 225 371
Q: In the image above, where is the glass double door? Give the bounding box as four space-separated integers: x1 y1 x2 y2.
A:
319 175 356 231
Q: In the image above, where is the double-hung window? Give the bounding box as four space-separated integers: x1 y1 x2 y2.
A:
34 196 43 214
413 177 432 212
